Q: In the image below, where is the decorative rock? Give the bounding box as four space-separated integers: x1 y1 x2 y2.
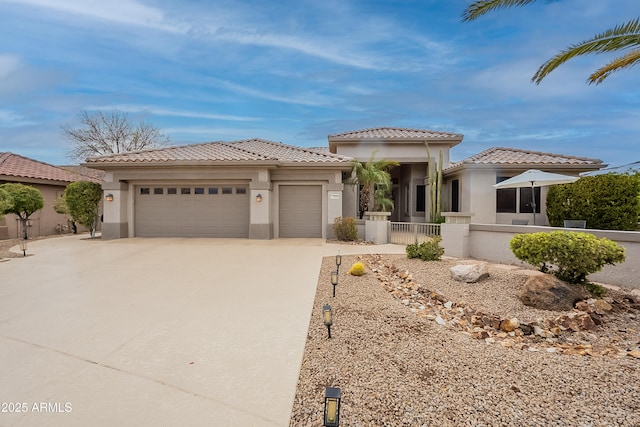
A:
594 299 613 314
444 301 453 309
435 315 446 325
500 318 520 332
552 312 597 332
518 275 590 311
627 350 640 359
450 264 489 283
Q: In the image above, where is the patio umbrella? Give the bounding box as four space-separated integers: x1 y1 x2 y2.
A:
493 169 579 225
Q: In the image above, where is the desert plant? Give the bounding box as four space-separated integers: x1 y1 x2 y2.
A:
425 144 444 223
348 262 366 276
510 231 626 284
333 216 358 241
351 152 399 218
406 237 445 261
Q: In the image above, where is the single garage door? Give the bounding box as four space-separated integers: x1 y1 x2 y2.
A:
135 184 249 237
279 185 322 238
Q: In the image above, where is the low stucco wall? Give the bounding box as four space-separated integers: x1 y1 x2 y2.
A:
461 224 640 289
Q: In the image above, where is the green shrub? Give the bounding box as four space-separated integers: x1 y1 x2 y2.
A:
333 216 358 241
406 237 445 261
546 174 640 230
348 262 365 276
510 231 626 284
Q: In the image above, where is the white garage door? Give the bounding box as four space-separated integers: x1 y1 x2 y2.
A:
279 185 322 238
135 185 249 237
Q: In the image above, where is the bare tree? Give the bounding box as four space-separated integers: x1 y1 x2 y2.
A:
63 110 170 162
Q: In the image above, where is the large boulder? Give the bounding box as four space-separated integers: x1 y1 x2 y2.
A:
518 275 590 311
450 263 489 283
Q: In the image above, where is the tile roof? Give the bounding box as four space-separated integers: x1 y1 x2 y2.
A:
328 127 463 140
0 152 91 184
447 147 603 169
59 165 105 182
86 139 352 165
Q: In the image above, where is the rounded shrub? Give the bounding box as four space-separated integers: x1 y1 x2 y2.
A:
333 216 358 241
348 262 366 276
406 237 445 261
510 231 626 284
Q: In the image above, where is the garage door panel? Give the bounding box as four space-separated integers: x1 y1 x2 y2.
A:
279 185 322 238
135 185 249 237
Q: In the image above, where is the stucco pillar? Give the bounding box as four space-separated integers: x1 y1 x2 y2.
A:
326 182 344 239
250 179 273 239
440 212 473 258
102 181 129 239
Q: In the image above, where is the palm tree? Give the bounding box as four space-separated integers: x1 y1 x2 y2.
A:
351 153 399 218
463 0 640 84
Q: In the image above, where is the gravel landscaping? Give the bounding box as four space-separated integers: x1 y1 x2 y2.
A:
290 253 640 426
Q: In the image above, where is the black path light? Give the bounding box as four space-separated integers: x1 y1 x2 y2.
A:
330 271 338 297
322 304 333 338
335 254 342 273
19 239 27 257
323 386 341 426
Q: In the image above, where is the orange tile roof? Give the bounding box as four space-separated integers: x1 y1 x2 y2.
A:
86 139 352 164
0 152 93 183
328 127 463 140
448 147 603 169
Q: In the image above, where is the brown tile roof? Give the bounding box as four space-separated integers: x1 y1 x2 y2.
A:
86 139 352 165
447 147 604 169
328 127 463 141
59 165 105 182
0 152 89 184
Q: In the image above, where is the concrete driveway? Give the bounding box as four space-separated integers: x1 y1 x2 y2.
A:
0 236 326 426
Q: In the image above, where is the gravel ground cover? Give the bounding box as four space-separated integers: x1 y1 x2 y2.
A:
290 254 640 426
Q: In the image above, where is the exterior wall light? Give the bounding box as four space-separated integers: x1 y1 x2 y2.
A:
322 304 333 338
323 386 341 426
330 271 338 297
105 193 114 202
335 254 342 272
255 193 263 203
19 240 27 257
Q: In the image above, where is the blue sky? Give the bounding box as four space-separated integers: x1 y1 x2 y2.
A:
0 0 638 166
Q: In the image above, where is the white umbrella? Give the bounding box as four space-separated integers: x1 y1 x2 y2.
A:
493 169 579 224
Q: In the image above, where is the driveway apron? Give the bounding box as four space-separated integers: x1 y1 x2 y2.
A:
0 236 324 426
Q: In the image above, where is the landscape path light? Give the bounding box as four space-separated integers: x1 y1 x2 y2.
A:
330 271 338 297
322 304 333 338
335 254 342 272
19 239 27 257
323 386 341 426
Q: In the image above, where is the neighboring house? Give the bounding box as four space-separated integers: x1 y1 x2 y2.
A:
85 139 353 239
582 160 640 176
442 147 604 225
0 152 103 239
328 127 463 222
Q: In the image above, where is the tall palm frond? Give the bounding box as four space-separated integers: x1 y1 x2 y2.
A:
462 0 538 22
532 18 640 84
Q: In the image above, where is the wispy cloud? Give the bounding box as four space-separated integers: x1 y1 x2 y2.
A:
1 0 187 33
86 104 263 122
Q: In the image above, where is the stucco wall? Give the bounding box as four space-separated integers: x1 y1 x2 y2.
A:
462 224 640 289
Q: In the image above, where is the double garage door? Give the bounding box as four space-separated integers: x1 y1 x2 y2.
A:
135 184 249 237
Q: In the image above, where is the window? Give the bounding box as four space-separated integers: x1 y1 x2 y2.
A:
194 187 205 195
451 180 460 212
519 187 541 213
140 188 150 195
208 187 218 195
416 185 426 212
496 177 516 213
222 187 232 194
153 188 164 195
236 187 246 195
167 188 177 195
181 188 191 195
